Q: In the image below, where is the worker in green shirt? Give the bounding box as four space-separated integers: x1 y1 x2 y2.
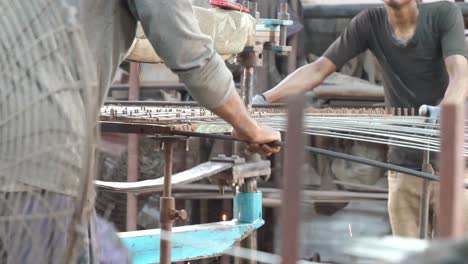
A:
254 0 468 237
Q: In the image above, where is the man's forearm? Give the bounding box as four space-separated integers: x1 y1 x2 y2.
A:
441 55 468 105
263 57 336 103
211 93 260 141
441 77 468 105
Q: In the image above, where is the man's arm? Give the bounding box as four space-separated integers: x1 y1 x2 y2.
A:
264 57 336 103
126 0 280 154
438 3 468 105
261 10 371 103
441 55 468 105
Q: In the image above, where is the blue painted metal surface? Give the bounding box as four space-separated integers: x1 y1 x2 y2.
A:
120 192 263 263
259 18 293 26
256 24 280 32
234 192 262 223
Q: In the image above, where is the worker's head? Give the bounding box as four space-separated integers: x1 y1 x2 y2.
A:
383 0 418 9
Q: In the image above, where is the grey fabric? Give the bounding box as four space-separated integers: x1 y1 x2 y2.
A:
0 0 96 196
95 216 131 264
323 1 466 109
0 191 130 264
69 0 235 109
0 191 89 264
127 0 236 109
2 0 236 195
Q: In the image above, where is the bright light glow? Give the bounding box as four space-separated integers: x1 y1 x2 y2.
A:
222 213 227 221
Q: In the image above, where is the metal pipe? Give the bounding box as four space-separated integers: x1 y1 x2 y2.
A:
278 3 289 47
249 0 259 19
280 95 306 264
288 0 300 74
170 130 468 187
126 62 140 231
160 197 175 264
241 155 259 264
160 141 174 264
241 67 255 109
163 141 173 197
418 150 432 239
437 102 465 238
104 100 286 108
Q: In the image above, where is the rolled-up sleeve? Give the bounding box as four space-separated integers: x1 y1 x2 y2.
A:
127 0 235 109
438 2 466 58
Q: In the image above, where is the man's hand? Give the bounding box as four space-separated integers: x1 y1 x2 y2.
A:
211 93 281 157
419 104 440 124
231 124 281 157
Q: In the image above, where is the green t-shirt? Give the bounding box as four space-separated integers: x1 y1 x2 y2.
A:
323 1 466 169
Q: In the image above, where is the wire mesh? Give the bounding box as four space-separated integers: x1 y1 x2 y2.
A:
0 0 97 263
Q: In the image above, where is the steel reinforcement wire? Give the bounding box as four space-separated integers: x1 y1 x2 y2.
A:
100 105 468 155
169 130 468 189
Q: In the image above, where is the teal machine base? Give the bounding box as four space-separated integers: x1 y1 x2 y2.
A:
119 192 263 263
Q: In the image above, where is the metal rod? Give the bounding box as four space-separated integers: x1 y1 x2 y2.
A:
163 141 173 197
170 130 468 187
126 62 140 231
160 141 174 264
241 67 255 109
280 95 306 264
242 154 260 264
278 3 289 47
418 150 431 239
104 100 286 108
437 102 465 238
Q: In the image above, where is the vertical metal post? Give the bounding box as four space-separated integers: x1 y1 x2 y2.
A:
418 150 432 239
241 67 255 110
160 141 174 264
278 3 289 48
288 0 299 74
221 198 232 264
280 95 305 264
241 154 260 264
437 102 465 238
249 0 260 19
127 62 140 231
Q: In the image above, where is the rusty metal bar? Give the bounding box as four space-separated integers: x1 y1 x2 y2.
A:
241 67 255 109
288 0 300 74
437 102 465 238
160 141 174 264
418 150 432 239
241 154 260 264
280 95 306 264
163 141 173 197
126 62 140 231
278 3 289 47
